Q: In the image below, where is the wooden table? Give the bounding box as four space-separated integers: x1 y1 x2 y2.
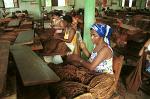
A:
20 20 33 29
120 24 141 31
7 19 21 27
0 41 10 93
29 35 43 51
15 29 34 45
0 18 12 23
114 23 142 36
10 45 60 86
141 19 150 22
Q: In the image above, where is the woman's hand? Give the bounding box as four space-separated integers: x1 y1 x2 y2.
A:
79 41 86 49
53 33 63 40
66 54 81 63
66 54 82 66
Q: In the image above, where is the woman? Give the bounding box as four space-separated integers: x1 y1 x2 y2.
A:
43 15 77 63
51 11 62 29
67 23 113 74
48 23 115 99
54 15 77 54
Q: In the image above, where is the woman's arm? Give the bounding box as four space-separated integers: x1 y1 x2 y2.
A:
81 47 91 58
81 47 112 70
67 46 112 71
79 41 91 57
64 28 76 43
139 39 150 56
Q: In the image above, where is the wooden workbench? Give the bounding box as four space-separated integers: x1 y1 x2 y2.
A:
10 45 60 86
0 41 10 93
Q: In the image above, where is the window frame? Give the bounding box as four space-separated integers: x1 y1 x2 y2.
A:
2 0 19 8
51 0 67 6
0 0 4 8
122 0 136 7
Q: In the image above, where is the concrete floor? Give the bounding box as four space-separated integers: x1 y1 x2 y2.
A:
0 60 150 99
120 91 150 99
1 91 150 99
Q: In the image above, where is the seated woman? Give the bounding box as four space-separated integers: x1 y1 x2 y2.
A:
68 23 113 74
139 39 150 73
43 15 77 63
71 12 84 31
48 23 115 99
51 11 62 30
54 15 77 54
139 39 150 56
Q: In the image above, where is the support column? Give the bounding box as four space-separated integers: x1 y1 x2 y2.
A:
83 0 95 52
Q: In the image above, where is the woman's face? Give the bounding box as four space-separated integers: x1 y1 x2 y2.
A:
60 20 67 29
90 29 102 44
52 15 59 19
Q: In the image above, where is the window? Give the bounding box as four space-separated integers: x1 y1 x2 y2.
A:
46 0 51 7
58 0 65 6
122 0 136 7
129 0 133 7
122 0 125 7
131 0 136 7
146 0 150 7
4 0 14 8
0 0 4 8
2 0 19 8
51 0 67 6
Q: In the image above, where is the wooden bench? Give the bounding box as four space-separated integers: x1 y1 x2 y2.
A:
15 29 34 45
7 19 21 27
20 20 33 29
0 41 10 94
10 45 60 86
0 18 12 23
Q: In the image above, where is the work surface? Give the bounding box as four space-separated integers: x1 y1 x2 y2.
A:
0 41 10 93
10 45 60 86
14 29 34 45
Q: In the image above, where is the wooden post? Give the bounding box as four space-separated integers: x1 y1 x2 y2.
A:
83 0 95 52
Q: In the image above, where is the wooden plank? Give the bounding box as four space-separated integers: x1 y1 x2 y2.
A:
29 39 43 51
0 72 6 93
29 34 43 51
20 20 33 29
7 19 21 27
0 41 10 93
0 41 10 73
141 19 150 22
15 30 34 45
120 24 141 31
10 45 60 86
0 18 12 23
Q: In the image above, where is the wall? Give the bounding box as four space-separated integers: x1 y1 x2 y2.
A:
0 0 149 19
6 0 41 19
107 0 122 10
74 0 84 10
45 6 72 12
45 0 85 12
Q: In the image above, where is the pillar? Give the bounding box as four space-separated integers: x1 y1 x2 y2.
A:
83 0 95 52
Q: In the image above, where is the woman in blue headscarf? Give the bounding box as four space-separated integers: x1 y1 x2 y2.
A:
48 23 114 99
67 23 113 74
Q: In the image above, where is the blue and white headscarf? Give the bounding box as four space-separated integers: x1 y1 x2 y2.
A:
91 23 112 45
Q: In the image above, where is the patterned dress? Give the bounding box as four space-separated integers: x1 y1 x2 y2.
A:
89 46 113 74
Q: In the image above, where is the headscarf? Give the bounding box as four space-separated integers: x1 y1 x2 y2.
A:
91 23 112 45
